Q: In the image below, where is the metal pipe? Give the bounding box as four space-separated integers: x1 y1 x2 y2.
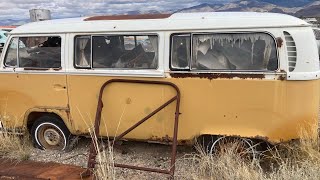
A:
113 96 177 142
85 79 181 179
115 163 170 174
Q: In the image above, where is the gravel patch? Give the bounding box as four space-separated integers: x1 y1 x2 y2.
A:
29 137 196 179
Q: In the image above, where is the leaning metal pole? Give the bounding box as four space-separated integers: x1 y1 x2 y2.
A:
83 79 181 179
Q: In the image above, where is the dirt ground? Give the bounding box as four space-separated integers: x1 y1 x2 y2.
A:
29 138 195 179
27 109 320 179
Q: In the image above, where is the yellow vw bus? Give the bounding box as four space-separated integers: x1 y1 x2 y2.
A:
0 12 319 151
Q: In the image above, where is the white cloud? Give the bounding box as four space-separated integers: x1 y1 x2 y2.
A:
0 0 201 24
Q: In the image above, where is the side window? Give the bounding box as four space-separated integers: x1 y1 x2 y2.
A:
171 34 190 69
75 35 158 69
192 33 277 71
4 37 19 67
4 36 61 69
18 36 61 68
75 35 91 68
123 36 135 50
170 33 278 71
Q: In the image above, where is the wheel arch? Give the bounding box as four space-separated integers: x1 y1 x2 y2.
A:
197 134 271 147
24 107 73 134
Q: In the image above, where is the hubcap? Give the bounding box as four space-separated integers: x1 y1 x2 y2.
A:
44 128 61 146
36 123 66 150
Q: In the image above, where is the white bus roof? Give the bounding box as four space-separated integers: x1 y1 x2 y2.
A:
11 12 309 34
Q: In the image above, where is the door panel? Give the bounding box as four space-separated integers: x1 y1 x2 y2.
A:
67 75 176 139
0 73 68 128
0 34 69 129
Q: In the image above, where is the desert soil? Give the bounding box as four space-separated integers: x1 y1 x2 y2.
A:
29 138 196 180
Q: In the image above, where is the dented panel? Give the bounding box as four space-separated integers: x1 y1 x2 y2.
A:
67 74 319 144
0 73 70 130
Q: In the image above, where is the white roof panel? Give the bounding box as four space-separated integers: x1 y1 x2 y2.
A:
11 12 309 34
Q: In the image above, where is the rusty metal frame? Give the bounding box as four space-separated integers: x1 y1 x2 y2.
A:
84 79 181 179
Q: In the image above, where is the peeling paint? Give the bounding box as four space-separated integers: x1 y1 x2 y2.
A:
276 37 283 48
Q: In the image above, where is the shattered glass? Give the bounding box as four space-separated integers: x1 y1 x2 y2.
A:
192 33 278 71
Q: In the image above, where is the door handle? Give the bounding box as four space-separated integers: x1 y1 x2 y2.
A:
53 84 66 90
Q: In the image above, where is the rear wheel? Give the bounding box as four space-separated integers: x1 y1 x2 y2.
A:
31 116 71 151
205 136 258 160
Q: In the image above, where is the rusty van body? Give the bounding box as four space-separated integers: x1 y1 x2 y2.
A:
0 12 319 151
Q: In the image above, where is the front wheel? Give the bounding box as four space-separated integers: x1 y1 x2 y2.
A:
31 116 71 151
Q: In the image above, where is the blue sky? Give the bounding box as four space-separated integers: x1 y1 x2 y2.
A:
0 0 232 24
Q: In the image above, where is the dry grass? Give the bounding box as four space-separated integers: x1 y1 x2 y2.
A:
89 122 320 180
89 128 116 180
179 123 320 180
265 125 320 180
0 128 31 161
0 113 31 161
179 140 264 180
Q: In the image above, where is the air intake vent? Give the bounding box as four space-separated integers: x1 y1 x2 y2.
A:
284 31 297 72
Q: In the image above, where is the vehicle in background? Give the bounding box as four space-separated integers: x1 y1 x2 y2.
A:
0 26 16 32
0 26 16 53
0 30 8 49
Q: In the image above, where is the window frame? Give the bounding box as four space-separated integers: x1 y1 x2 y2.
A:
3 37 19 68
73 35 92 69
73 33 160 70
3 35 63 70
169 33 191 71
170 31 280 72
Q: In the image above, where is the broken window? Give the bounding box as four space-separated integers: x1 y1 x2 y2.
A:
171 34 191 69
171 33 278 71
192 33 278 71
18 36 61 68
74 35 158 69
313 29 320 40
4 36 61 69
4 37 19 67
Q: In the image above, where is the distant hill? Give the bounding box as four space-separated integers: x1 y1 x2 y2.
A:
177 1 296 15
3 0 320 25
295 4 320 17
1 19 29 26
259 0 316 7
177 0 320 17
125 10 162 15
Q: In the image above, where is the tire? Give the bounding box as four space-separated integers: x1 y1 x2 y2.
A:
31 115 72 151
205 136 258 160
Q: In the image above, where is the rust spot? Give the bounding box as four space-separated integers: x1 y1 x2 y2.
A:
178 139 194 145
42 108 49 112
278 75 286 80
149 135 172 143
147 135 194 145
126 98 132 104
0 158 91 180
277 69 286 80
276 37 283 48
84 14 172 21
65 111 72 127
170 73 265 80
